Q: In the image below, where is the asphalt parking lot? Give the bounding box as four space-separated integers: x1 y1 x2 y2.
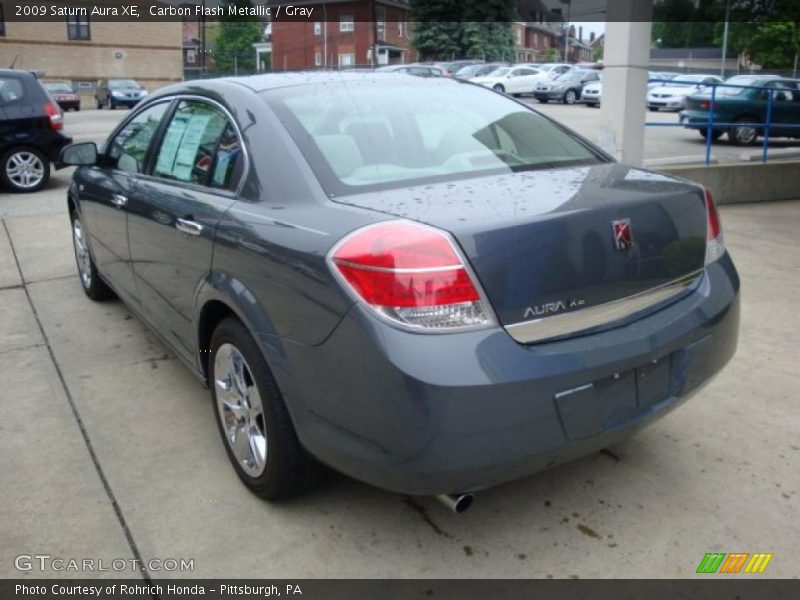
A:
1 108 798 580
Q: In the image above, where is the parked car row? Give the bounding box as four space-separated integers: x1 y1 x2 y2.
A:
580 72 727 110
468 62 585 98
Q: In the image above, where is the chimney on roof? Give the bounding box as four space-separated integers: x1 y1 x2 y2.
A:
579 27 583 42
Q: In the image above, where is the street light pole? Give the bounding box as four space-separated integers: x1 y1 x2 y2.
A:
721 0 731 78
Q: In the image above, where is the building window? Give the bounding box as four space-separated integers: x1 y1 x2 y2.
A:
67 16 90 41
186 48 197 64
516 28 523 45
340 15 354 32
315 52 322 66
314 22 321 35
338 53 354 67
398 22 403 37
0 6 5 37
376 6 385 38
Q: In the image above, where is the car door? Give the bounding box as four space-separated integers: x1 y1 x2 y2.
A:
505 68 527 93
513 68 540 93
126 98 244 358
768 81 799 136
78 101 171 300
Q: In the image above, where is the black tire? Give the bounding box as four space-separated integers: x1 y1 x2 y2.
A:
1 147 50 193
563 89 578 105
699 128 723 142
538 98 549 104
729 117 760 146
493 84 505 93
210 317 319 500
70 211 115 301
96 97 102 109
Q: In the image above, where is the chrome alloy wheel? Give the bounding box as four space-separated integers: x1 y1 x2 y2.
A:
214 343 267 477
72 218 92 289
6 151 45 190
734 123 758 144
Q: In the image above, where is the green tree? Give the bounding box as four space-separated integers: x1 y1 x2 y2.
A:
723 21 800 68
213 0 262 72
410 0 515 61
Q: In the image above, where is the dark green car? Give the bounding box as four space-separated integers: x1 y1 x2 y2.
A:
680 75 800 145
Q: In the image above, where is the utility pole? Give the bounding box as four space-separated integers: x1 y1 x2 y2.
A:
721 0 731 78
200 0 207 74
562 0 572 63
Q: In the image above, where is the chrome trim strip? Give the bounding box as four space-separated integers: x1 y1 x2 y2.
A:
505 269 704 344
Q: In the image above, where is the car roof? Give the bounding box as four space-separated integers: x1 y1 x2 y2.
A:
0 68 35 79
166 71 460 95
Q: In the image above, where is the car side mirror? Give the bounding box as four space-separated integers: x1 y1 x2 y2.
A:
60 142 98 166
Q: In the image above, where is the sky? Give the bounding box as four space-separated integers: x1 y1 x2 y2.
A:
572 21 606 41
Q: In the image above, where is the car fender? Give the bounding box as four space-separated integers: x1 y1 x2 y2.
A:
193 272 313 427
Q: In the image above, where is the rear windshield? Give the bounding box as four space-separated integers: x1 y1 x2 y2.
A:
264 80 603 195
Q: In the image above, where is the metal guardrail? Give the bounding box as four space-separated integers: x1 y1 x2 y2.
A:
643 79 800 166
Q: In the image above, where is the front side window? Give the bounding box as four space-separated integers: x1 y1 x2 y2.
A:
152 100 243 191
265 81 603 196
107 102 169 173
67 16 90 40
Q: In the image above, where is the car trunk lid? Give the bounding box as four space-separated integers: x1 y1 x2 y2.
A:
333 164 707 342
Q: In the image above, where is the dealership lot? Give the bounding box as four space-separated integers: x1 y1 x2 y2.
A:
0 108 798 579
50 102 800 171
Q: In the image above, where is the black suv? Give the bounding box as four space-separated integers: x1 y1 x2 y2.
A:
0 69 72 192
95 79 149 110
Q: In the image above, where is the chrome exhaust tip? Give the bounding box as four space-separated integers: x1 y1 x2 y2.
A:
435 493 474 514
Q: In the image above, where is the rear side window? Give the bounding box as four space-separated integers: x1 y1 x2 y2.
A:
0 77 24 105
107 102 169 174
152 100 243 191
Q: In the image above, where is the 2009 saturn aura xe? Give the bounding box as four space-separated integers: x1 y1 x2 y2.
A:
61 73 739 510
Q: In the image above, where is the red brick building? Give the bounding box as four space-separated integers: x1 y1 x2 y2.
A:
271 0 416 70
514 22 560 62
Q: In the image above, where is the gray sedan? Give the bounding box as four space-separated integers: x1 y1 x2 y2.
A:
60 73 739 511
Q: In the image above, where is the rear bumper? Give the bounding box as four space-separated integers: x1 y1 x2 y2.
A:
679 110 717 129
45 131 73 167
282 254 740 496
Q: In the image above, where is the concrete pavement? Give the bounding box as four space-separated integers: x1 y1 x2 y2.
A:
0 197 798 579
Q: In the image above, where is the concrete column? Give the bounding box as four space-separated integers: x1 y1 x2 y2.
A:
597 1 653 166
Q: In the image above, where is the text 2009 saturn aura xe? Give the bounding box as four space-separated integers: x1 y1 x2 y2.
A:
61 73 739 511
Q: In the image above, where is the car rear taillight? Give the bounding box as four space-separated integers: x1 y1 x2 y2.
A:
699 99 716 110
44 102 63 131
703 187 725 264
328 221 495 331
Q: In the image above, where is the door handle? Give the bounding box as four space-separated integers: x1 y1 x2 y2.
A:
111 194 128 209
176 218 203 237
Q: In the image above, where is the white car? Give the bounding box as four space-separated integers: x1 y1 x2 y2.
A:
472 66 549 96
536 63 573 79
647 74 723 111
581 79 602 106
